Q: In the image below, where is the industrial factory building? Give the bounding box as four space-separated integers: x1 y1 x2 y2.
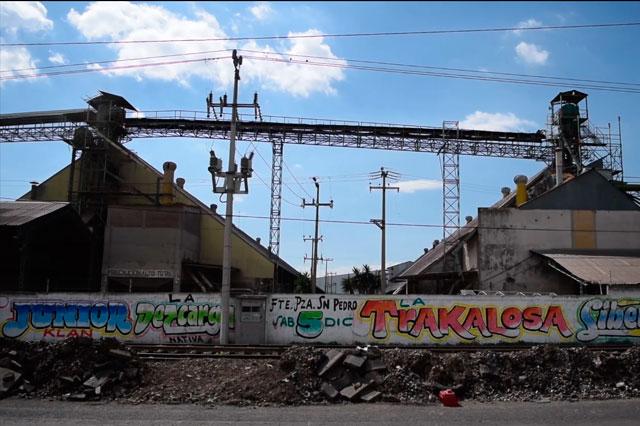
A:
401 91 640 296
400 166 640 295
0 92 298 294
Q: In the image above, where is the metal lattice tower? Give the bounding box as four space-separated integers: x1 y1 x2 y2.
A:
441 121 460 273
269 139 284 256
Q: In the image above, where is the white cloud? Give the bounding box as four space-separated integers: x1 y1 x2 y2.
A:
249 2 273 21
48 51 68 65
0 46 39 85
241 30 346 96
0 1 53 33
460 111 536 132
515 41 549 65
67 2 344 96
513 18 542 35
396 179 441 193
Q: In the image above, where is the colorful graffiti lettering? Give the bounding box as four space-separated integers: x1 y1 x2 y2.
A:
134 302 231 336
272 310 353 339
270 296 336 312
359 299 572 341
577 299 640 342
1 301 131 338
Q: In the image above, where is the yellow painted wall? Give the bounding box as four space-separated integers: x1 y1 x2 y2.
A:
23 153 276 281
572 210 597 249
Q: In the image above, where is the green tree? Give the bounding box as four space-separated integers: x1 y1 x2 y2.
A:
341 275 355 294
342 265 381 294
293 272 312 293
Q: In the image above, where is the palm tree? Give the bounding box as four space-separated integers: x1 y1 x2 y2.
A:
293 272 312 293
343 265 381 294
341 275 355 294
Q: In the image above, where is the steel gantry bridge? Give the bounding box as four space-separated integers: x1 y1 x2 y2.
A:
1 97 563 262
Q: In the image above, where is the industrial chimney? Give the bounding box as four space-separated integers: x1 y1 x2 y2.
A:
160 162 177 206
514 175 528 207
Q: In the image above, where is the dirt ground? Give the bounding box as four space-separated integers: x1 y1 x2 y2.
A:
1 339 639 406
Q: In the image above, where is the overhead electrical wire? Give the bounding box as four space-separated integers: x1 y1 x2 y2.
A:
0 56 226 81
243 55 640 94
0 48 233 73
246 140 307 202
2 22 638 47
3 48 637 94
238 49 640 88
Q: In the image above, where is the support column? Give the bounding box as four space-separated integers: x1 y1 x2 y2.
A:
269 139 283 256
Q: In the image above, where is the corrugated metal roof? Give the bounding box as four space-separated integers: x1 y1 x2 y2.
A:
0 201 69 226
538 252 640 285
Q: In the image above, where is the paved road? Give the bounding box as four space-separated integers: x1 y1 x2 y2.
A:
1 398 640 425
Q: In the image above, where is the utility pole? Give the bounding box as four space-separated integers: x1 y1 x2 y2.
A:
369 167 399 294
322 256 334 293
302 177 333 293
207 50 261 345
303 247 323 293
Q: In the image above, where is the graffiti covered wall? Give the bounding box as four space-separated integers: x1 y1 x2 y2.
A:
266 295 640 345
2 293 639 346
0 293 234 344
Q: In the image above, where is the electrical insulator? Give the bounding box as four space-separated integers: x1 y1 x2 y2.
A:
208 151 223 174
241 153 253 177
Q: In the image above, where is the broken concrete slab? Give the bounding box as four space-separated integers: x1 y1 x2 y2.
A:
83 375 110 389
339 380 372 401
365 358 386 372
108 349 133 360
359 390 381 402
0 367 22 396
320 382 339 399
343 355 366 369
364 371 385 386
329 370 354 392
59 376 79 386
318 350 345 377
68 392 88 401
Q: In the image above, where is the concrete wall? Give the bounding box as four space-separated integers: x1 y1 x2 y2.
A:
0 293 234 344
266 294 640 345
3 293 640 346
476 208 640 293
102 206 201 287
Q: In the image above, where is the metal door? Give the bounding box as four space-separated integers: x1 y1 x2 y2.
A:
235 295 266 344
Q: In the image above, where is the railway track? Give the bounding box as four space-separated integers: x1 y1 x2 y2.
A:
126 343 634 360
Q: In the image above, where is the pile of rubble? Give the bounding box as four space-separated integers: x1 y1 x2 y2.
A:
0 337 144 401
2 338 639 406
315 346 386 402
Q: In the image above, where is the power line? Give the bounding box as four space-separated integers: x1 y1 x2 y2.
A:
0 56 226 81
0 48 233 73
233 213 640 233
238 49 640 88
244 56 640 94
3 22 638 47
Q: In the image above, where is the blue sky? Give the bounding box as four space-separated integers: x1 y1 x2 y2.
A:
1 1 639 276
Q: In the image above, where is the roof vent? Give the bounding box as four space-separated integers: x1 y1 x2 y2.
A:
501 187 511 198
210 204 217 213
465 216 473 223
432 239 440 248
176 177 185 189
